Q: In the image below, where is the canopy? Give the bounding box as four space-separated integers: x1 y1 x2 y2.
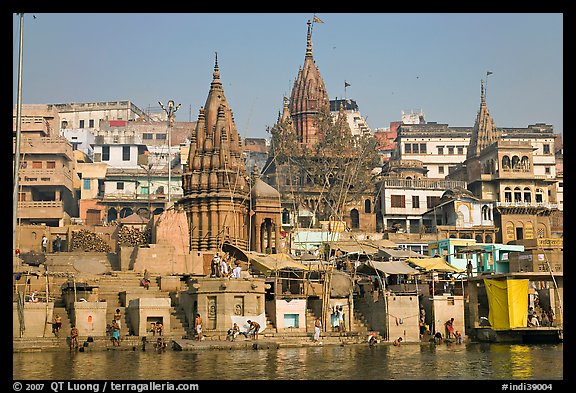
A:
484 278 529 330
378 248 424 260
404 257 464 273
245 252 309 276
358 260 420 275
221 242 249 262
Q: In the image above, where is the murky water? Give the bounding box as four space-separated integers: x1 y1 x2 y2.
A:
13 342 562 380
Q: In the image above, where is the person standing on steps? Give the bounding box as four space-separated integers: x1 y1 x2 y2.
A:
114 309 122 330
194 313 203 341
313 317 322 342
70 325 79 351
41 235 48 253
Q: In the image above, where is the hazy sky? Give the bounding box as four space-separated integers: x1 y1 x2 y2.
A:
13 13 563 139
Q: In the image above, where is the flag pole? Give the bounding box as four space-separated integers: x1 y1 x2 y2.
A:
486 71 493 101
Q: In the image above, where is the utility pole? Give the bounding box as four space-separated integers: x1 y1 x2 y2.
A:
158 99 181 203
13 13 24 256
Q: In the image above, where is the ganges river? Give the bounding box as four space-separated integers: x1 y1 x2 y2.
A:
13 342 563 381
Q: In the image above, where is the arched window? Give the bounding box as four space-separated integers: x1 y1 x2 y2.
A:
521 156 530 171
523 187 531 203
475 235 483 242
364 199 371 214
512 156 520 169
350 209 360 229
502 156 511 169
504 187 512 203
482 205 490 220
485 235 493 243
514 187 522 203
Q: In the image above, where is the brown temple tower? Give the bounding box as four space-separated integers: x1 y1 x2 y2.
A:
289 20 330 149
180 55 250 252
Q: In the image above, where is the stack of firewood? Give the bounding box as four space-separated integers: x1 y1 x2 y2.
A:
71 229 111 252
117 225 149 247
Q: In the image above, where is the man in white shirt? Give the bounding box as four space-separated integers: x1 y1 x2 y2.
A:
232 264 241 279
220 256 229 277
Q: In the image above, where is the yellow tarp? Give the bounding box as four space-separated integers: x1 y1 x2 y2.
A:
484 278 529 330
404 257 464 273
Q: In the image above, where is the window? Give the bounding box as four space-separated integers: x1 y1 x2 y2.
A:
89 119 95 128
419 143 427 154
437 146 444 155
364 199 371 213
514 187 522 202
143 133 153 140
117 182 124 190
438 166 445 174
412 143 419 154
46 161 56 169
545 167 551 174
412 195 420 209
102 146 110 161
83 179 91 190
426 196 441 208
523 188 531 203
448 146 454 155
391 195 405 208
457 146 464 155
504 187 512 202
156 134 167 140
122 146 130 161
79 120 85 128
32 161 42 169
543 144 550 154
405 144 412 154
61 120 68 129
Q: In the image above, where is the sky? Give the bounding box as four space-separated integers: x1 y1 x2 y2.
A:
13 13 563 140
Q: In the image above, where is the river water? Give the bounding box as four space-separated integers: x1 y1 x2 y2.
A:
13 342 562 381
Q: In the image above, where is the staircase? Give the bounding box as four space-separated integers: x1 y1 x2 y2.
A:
91 271 188 338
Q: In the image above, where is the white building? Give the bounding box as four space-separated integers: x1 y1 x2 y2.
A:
329 99 371 137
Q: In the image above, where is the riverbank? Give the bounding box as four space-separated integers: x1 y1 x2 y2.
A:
14 331 426 353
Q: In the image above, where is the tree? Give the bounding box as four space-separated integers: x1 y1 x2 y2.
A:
269 106 380 225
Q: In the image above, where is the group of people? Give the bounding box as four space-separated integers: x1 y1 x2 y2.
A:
41 234 63 253
150 321 163 336
528 306 555 327
210 252 242 279
332 305 346 334
226 320 261 341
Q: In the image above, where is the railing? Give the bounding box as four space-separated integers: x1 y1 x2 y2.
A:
496 201 558 209
380 178 467 190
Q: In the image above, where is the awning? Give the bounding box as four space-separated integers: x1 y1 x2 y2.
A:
404 257 464 273
358 260 420 275
221 242 249 262
378 248 424 260
245 252 309 276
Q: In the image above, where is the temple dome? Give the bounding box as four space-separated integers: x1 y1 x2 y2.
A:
251 178 280 199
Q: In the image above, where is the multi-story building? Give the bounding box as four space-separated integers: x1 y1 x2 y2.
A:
329 99 371 137
448 80 558 244
90 127 182 222
13 105 78 227
421 187 498 243
374 159 467 233
395 121 471 179
49 100 148 132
